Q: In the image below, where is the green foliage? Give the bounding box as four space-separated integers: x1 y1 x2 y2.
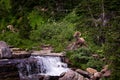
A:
104 17 120 80
0 19 6 30
19 39 39 50
66 47 105 70
63 11 80 23
0 0 11 10
28 10 45 30
0 0 120 79
30 21 75 52
0 32 21 46
9 14 32 39
87 59 104 71
66 48 91 69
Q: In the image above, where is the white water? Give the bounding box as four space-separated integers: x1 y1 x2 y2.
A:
34 56 69 76
17 56 69 79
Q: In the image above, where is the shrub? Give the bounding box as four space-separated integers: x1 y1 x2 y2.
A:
66 47 92 69
66 47 104 70
0 32 21 47
87 58 104 71
30 21 75 52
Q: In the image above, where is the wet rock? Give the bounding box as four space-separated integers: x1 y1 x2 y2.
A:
43 75 50 80
0 72 19 80
38 75 45 80
43 75 59 80
17 58 38 78
64 58 72 65
59 72 66 78
59 70 75 80
93 72 102 80
0 41 12 58
59 70 85 80
19 74 39 80
0 59 20 80
76 69 91 78
12 53 31 59
85 78 90 80
74 72 84 80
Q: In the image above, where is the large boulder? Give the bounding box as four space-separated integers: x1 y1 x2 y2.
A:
0 41 12 58
59 70 85 80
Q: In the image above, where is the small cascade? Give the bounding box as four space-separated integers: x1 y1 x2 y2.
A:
17 56 69 80
35 56 69 76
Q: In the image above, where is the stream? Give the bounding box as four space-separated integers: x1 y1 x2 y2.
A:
17 55 69 80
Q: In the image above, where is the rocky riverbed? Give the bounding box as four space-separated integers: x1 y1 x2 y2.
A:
0 41 111 80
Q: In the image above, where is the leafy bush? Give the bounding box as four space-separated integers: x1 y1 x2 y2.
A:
66 47 104 70
0 32 21 47
87 58 104 71
27 10 45 30
30 21 75 52
0 32 39 50
66 48 92 69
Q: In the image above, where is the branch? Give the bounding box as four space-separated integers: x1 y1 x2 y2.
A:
87 2 98 27
101 0 106 26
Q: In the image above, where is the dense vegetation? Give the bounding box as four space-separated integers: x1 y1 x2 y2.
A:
0 0 120 79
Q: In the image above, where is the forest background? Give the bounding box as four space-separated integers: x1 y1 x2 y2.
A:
0 0 120 79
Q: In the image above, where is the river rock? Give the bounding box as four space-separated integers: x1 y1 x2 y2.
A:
101 65 111 78
59 70 85 80
74 72 84 80
93 72 102 80
86 68 98 75
101 65 108 73
59 70 75 80
17 58 38 78
76 69 91 78
102 70 111 78
0 41 12 58
85 78 90 80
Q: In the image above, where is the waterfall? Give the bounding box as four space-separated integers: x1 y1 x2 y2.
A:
35 56 69 76
17 56 69 80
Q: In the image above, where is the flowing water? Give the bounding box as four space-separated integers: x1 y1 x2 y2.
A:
35 56 69 76
17 56 69 80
